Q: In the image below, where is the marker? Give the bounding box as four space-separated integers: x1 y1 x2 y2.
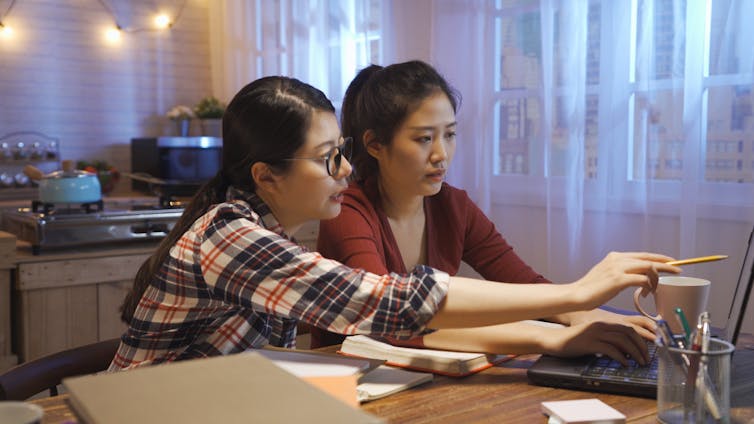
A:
674 307 692 345
657 317 686 351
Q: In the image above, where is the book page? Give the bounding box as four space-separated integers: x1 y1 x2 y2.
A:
339 335 514 377
345 335 486 360
256 348 372 377
357 366 433 402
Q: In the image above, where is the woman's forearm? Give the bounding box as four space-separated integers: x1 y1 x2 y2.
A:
428 252 680 330
420 322 559 354
420 319 652 365
427 276 581 328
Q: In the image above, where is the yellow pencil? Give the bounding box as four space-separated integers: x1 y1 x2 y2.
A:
666 255 728 266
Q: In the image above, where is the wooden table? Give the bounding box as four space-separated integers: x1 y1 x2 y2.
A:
31 338 754 423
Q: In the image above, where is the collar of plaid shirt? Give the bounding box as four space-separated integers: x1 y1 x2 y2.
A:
225 186 296 242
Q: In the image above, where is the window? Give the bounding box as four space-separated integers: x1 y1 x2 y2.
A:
237 0 382 107
492 0 754 205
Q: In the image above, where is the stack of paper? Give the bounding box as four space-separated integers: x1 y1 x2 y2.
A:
258 348 433 403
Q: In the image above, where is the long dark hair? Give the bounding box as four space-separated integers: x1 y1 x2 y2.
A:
121 76 335 323
341 60 461 182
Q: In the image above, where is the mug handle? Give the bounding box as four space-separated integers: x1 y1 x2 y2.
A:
632 287 661 321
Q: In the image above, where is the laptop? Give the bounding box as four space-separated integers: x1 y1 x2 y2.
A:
527 227 754 398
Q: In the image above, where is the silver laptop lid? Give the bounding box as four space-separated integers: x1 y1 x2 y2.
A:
723 226 754 345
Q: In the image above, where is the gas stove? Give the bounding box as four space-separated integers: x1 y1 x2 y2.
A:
1 199 184 254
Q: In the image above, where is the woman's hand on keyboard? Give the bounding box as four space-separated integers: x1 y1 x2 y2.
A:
567 309 658 342
543 321 650 366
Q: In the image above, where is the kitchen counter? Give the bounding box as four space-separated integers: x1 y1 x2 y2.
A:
0 194 320 369
13 239 160 264
0 191 163 211
0 193 166 370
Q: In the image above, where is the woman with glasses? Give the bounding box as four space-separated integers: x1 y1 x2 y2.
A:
110 75 678 371
314 61 669 360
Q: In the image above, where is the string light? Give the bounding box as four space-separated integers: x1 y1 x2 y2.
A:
104 25 122 43
97 0 186 36
154 13 171 29
0 0 187 43
0 0 17 39
0 22 12 38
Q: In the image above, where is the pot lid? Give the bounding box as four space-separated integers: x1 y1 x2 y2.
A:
24 160 97 181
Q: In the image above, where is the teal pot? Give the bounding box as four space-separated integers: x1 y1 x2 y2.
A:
24 160 101 204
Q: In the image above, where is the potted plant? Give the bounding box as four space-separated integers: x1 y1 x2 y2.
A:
194 96 225 137
167 105 195 136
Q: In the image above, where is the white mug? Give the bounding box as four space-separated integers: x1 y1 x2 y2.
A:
633 276 711 335
0 402 43 424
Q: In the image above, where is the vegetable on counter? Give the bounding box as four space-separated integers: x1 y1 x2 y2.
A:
76 160 120 194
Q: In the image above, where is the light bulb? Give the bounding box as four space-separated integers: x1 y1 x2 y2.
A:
105 26 122 43
0 23 12 38
154 14 171 29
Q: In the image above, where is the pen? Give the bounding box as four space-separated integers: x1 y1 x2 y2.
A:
666 255 728 266
674 307 692 346
700 313 711 354
686 323 702 412
697 312 722 420
657 317 686 350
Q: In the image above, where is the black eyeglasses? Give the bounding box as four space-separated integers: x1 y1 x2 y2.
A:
284 137 353 176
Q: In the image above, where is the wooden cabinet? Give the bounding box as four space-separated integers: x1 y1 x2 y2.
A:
11 241 155 363
0 232 17 371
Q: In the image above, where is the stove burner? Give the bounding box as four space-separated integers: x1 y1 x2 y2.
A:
158 195 189 209
32 200 105 215
2 201 184 254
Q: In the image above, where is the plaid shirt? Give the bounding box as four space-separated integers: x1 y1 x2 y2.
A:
109 188 449 370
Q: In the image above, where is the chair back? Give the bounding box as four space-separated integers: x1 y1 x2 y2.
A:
0 338 120 401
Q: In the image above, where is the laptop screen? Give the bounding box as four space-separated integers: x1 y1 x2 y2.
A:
723 226 754 345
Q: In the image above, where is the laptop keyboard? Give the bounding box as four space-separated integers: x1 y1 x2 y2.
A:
581 342 659 384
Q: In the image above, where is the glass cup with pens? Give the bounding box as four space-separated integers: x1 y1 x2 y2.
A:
656 313 734 423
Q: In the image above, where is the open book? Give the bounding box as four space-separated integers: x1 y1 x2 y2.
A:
357 365 433 402
338 335 514 377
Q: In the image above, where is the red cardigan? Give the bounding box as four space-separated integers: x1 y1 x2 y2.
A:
312 178 550 347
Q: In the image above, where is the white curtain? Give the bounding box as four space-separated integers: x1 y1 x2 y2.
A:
429 0 754 324
207 0 382 107
429 1 495 213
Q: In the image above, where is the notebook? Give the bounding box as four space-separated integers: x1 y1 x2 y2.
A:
527 226 754 398
63 351 383 424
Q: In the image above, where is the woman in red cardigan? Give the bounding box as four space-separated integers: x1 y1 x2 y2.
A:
314 61 663 359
